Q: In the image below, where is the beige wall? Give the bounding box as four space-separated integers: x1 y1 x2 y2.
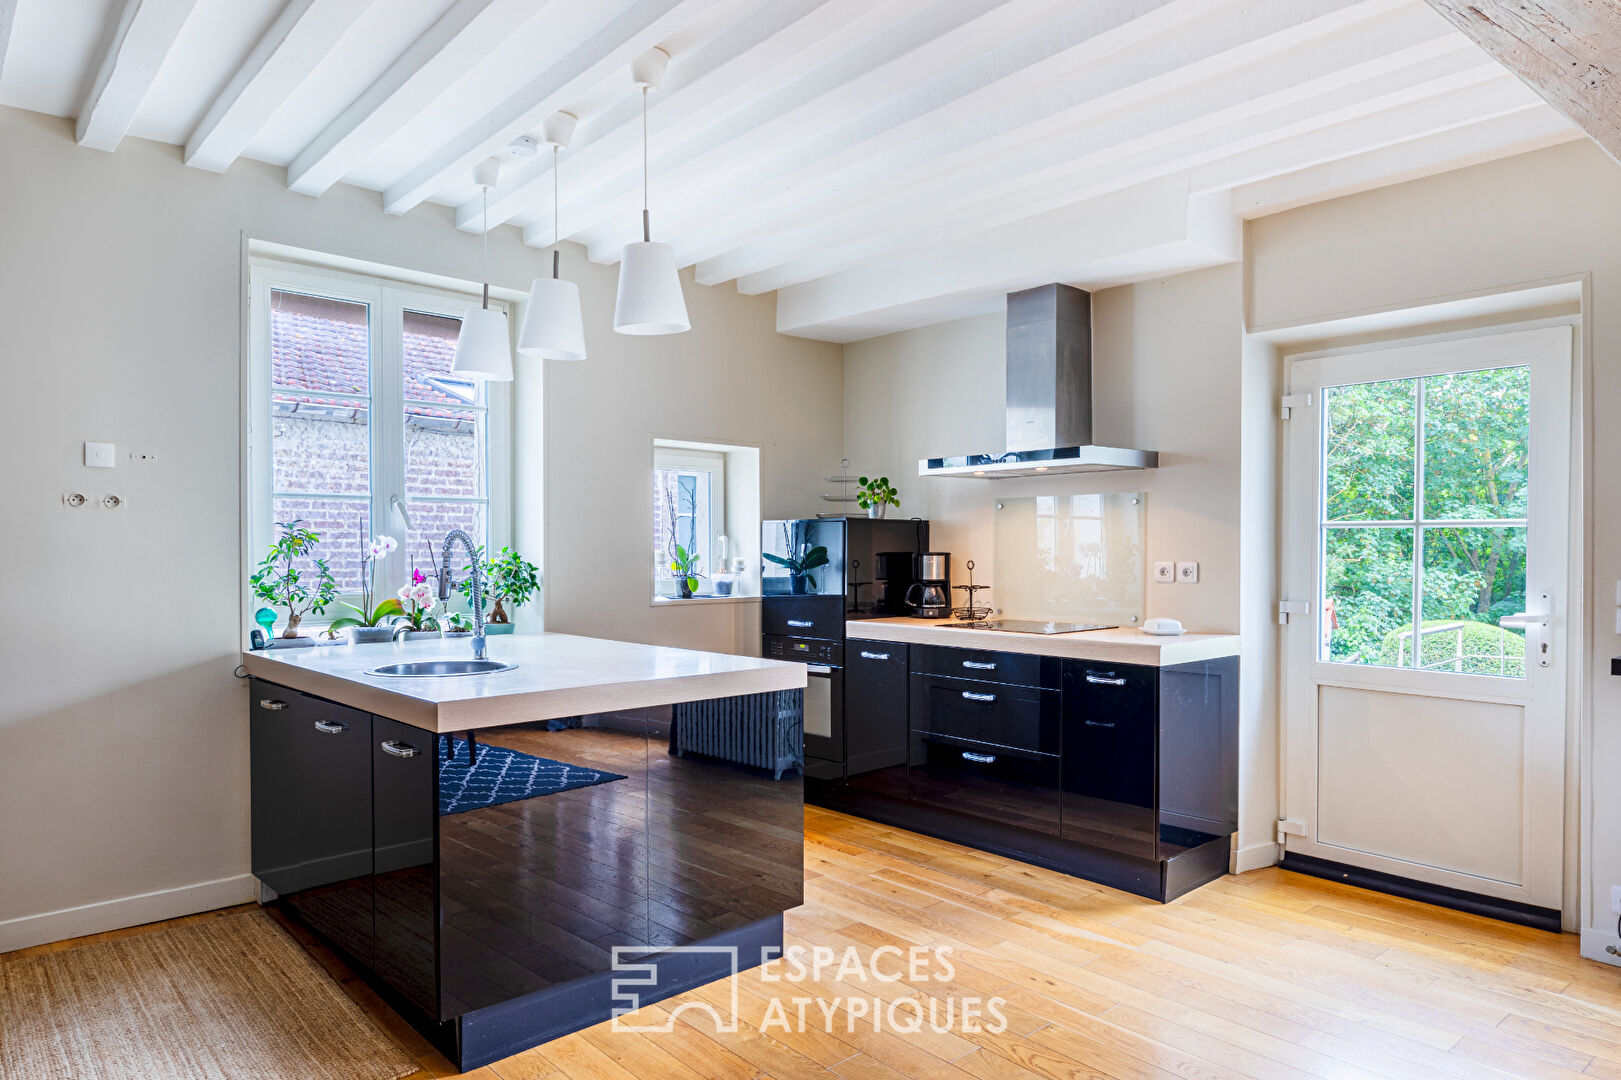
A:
0 105 839 948
1248 139 1619 956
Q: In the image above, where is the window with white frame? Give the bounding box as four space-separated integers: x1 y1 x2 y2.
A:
651 440 761 600
247 258 511 620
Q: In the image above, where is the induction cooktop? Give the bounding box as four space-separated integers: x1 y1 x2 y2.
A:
940 619 1117 635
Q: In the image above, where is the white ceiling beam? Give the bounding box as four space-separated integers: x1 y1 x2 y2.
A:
184 0 376 173
0 0 17 84
459 0 884 232
773 176 1240 341
521 0 1186 247
577 0 1419 264
287 0 541 196
1229 107 1581 218
726 46 1497 295
381 0 712 217
75 0 200 152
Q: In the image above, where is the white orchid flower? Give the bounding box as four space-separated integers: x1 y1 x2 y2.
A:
377 535 398 554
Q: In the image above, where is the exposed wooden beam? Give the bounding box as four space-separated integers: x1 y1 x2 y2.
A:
287 0 536 196
75 0 200 152
0 0 17 84
185 0 375 173
1424 0 1621 162
380 0 712 216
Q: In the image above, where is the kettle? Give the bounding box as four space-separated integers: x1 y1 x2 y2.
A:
904 581 950 619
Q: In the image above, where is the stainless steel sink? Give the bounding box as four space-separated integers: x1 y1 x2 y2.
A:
366 659 518 677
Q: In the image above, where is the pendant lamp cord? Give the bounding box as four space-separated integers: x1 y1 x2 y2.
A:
552 146 561 280
480 183 490 309
641 85 651 243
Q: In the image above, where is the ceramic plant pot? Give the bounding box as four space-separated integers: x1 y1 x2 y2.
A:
399 629 440 642
349 626 395 644
484 623 516 635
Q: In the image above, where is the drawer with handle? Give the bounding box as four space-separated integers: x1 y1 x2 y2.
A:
909 673 1060 755
762 596 843 640
910 644 1060 689
907 732 1061 837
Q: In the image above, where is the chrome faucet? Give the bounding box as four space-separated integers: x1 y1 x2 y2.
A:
437 529 486 660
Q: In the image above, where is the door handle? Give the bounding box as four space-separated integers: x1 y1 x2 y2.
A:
961 691 996 702
787 619 814 628
962 660 997 670
313 719 348 735
961 751 997 764
1085 719 1117 728
1085 674 1127 686
1499 591 1553 669
806 664 834 675
258 698 288 711
859 651 890 661
381 740 420 758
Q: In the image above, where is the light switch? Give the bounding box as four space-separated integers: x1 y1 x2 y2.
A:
1153 562 1175 583
1177 561 1200 584
84 442 115 468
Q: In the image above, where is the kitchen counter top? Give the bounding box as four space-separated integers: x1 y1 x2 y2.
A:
848 617 1240 666
242 633 806 733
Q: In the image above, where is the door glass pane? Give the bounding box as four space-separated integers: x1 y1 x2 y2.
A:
270 291 369 395
804 677 832 739
270 496 370 593
1322 527 1413 666
1323 379 1416 521
1423 367 1530 520
273 394 370 495
1420 527 1526 676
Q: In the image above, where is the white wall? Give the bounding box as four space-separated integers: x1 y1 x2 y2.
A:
0 105 839 948
1247 139 1620 955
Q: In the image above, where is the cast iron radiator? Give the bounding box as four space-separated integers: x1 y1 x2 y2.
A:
671 689 804 780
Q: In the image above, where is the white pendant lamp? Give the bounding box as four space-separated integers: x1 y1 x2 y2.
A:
452 156 514 381
517 112 587 362
614 48 689 336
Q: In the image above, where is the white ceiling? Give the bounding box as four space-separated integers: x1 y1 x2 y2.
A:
0 0 1583 341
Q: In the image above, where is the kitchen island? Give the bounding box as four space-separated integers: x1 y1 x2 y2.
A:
242 634 806 1072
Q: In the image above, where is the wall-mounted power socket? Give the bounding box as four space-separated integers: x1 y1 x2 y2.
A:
1177 561 1200 584
1153 562 1175 583
1611 885 1621 915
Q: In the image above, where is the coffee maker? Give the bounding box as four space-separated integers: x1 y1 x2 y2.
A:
904 553 951 619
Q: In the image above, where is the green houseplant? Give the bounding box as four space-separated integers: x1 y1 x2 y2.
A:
856 476 900 519
395 569 441 640
250 521 339 639
763 545 829 595
670 544 703 599
457 546 540 633
326 533 403 643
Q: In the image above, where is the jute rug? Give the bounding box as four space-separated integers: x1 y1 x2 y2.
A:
0 909 419 1080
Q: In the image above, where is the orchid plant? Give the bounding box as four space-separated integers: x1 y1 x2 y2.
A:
396 568 440 631
327 532 403 633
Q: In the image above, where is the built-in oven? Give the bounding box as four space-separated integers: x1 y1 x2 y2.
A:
764 634 843 780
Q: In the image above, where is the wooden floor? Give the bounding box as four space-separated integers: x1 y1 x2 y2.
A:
24 807 1621 1080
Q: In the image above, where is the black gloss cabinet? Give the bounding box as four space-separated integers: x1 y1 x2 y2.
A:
249 680 803 1071
809 646 1239 902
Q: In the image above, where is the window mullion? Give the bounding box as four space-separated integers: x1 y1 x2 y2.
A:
1411 378 1426 669
375 287 407 600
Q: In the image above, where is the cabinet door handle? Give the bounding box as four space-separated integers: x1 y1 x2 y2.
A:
787 619 814 628
961 751 997 764
313 719 348 735
381 740 420 758
1085 719 1117 728
859 651 891 661
258 698 288 711
806 664 834 675
1085 674 1128 686
962 660 997 670
961 691 996 703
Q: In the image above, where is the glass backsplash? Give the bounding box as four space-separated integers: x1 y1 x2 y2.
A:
992 494 1145 626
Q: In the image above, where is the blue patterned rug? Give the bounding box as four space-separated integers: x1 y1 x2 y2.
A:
437 736 625 816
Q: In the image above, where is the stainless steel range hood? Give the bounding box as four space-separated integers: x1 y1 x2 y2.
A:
919 284 1157 478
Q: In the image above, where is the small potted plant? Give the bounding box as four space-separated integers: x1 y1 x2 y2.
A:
857 476 900 519
395 570 441 640
669 544 703 599
764 544 829 595
327 533 403 643
482 546 540 633
441 610 474 638
250 520 339 640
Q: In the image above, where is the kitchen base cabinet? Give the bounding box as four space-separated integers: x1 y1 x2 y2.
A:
251 681 804 1072
842 642 908 798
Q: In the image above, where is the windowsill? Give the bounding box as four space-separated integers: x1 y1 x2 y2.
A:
650 594 762 607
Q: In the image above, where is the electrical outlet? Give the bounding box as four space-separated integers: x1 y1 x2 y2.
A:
1177 561 1199 584
129 450 157 462
1153 562 1175 583
100 493 125 510
1611 885 1621 915
62 492 88 508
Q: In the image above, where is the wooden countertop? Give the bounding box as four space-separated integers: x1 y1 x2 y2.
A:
242 633 806 733
846 617 1240 667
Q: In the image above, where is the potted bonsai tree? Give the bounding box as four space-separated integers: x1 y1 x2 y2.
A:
326 532 402 643
856 476 900 519
457 545 540 632
250 520 339 640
